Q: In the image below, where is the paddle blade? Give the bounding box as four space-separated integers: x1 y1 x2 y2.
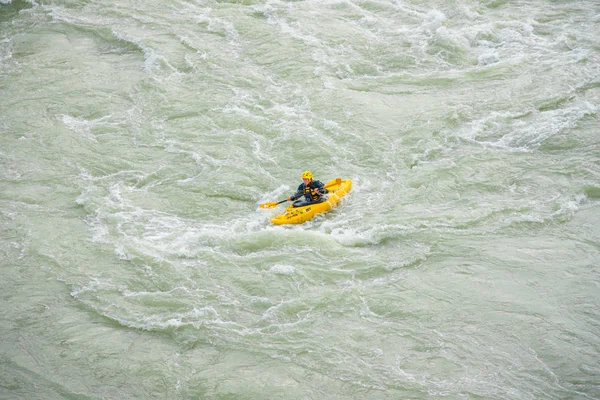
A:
259 202 279 209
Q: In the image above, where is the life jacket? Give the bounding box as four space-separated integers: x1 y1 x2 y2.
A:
303 181 324 201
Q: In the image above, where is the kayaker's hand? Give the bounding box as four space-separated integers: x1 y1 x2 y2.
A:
287 196 291 201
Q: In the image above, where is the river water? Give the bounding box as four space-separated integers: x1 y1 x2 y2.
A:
1 0 599 399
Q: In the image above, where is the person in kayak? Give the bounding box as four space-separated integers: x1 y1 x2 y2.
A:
287 171 329 207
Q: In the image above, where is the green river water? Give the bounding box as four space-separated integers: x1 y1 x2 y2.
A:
1 0 599 398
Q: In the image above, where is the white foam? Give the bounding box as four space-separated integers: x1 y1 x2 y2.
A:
500 103 598 149
455 100 599 151
59 114 99 142
322 119 340 134
330 227 377 246
59 113 127 142
477 52 500 66
270 264 295 275
423 10 446 33
0 38 13 66
110 29 178 73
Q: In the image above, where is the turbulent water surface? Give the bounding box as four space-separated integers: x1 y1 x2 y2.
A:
1 0 599 398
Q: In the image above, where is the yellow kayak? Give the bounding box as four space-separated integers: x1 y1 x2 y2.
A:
271 178 352 225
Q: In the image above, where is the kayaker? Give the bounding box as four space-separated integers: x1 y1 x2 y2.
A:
287 171 329 206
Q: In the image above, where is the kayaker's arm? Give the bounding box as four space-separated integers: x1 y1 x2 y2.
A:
312 180 328 195
287 184 305 201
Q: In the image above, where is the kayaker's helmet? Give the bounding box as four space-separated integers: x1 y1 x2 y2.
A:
302 171 313 181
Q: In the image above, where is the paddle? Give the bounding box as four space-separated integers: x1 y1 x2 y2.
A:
259 199 289 209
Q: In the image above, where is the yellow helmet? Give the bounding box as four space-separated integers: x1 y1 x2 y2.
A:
301 171 313 180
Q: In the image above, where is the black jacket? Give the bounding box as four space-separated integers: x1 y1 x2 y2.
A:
290 180 328 202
